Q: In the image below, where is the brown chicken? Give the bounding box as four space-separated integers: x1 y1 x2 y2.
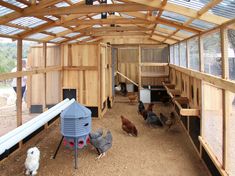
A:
128 94 138 105
120 115 138 137
147 103 154 112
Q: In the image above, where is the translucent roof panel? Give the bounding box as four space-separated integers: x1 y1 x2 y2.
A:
71 0 83 3
2 0 27 8
77 36 90 41
46 27 68 34
209 0 235 19
158 24 176 31
121 13 135 19
93 25 102 28
168 0 207 11
0 6 14 16
190 19 216 30
55 2 70 7
10 17 47 28
65 32 81 37
28 33 50 40
177 30 194 37
68 40 78 44
161 11 189 23
50 37 65 43
45 16 59 21
0 25 24 35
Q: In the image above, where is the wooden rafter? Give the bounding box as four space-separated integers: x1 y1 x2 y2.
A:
29 4 156 16
150 0 167 37
161 0 223 43
120 0 229 25
122 12 201 33
0 1 23 13
0 0 63 25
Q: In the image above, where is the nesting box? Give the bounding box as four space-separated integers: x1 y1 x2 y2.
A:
61 101 92 138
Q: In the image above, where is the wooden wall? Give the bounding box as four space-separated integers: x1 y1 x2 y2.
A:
27 45 61 110
61 43 112 118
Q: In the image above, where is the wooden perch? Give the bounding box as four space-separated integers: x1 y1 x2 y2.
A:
116 71 140 88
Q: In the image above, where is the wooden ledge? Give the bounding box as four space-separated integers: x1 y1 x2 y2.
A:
174 100 200 116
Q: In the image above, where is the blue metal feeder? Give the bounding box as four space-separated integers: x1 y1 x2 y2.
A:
60 101 91 169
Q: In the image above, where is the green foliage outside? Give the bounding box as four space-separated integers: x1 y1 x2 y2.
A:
0 42 31 74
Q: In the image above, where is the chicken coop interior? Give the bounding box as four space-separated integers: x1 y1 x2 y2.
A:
0 0 235 176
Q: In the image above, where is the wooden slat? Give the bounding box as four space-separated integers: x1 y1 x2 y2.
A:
0 66 62 81
116 71 139 87
63 66 98 71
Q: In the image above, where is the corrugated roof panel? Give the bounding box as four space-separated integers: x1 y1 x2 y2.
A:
168 0 206 11
158 24 176 31
68 40 78 44
65 32 81 37
10 17 47 28
0 25 24 35
190 19 216 30
93 25 102 28
2 0 27 8
50 37 65 42
77 36 90 41
71 0 83 3
55 2 70 7
121 13 135 19
45 15 58 21
46 27 68 34
161 11 189 23
28 33 50 40
210 0 235 19
0 6 14 16
178 30 194 37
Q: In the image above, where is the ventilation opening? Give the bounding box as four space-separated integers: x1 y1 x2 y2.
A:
182 80 184 92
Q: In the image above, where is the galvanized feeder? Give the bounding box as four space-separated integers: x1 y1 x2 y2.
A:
60 101 92 169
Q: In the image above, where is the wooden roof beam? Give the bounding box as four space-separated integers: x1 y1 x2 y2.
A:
150 0 167 37
0 1 23 13
161 0 223 43
0 0 63 25
28 4 156 16
122 12 201 33
64 18 152 26
121 0 229 25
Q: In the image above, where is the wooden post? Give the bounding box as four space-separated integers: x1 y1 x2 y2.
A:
198 35 203 157
138 45 141 99
16 39 22 127
43 43 47 112
221 26 228 170
98 44 101 118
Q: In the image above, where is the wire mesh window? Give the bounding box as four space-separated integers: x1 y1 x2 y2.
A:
180 42 187 67
170 45 174 64
174 44 179 65
227 25 235 81
188 37 199 71
141 46 168 63
202 32 222 77
202 82 223 165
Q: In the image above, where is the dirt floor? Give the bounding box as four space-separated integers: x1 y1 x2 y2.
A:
0 100 209 176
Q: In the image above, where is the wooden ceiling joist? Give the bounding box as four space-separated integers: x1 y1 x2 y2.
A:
92 31 148 37
29 4 156 16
